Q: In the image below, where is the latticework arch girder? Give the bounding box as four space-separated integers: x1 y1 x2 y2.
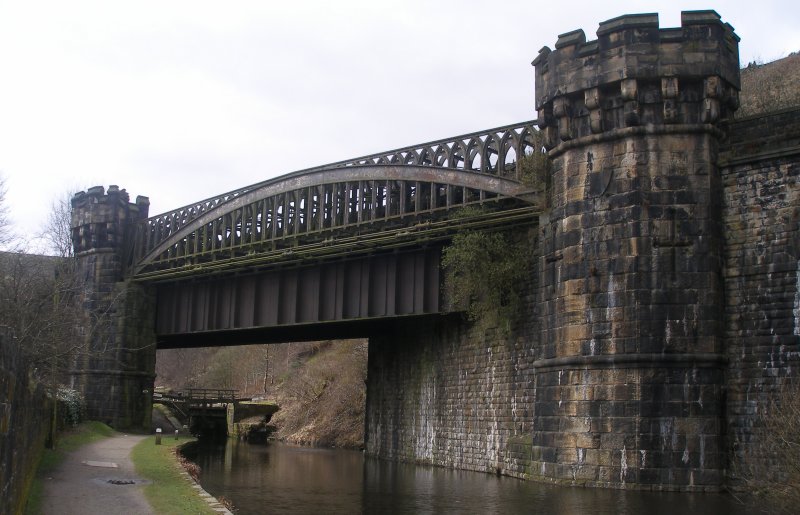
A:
132 164 541 280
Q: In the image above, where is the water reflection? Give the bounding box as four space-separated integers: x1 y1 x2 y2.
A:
186 440 748 515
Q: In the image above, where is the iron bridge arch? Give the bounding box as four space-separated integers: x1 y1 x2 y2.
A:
130 121 545 346
131 121 544 281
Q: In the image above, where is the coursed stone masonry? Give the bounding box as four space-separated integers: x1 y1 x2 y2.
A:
720 106 800 478
365 312 538 478
529 11 739 490
70 186 156 429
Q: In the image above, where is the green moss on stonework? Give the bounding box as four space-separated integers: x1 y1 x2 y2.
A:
505 434 533 478
442 208 534 336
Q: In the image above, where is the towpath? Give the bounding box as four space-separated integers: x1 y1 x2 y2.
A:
39 433 153 515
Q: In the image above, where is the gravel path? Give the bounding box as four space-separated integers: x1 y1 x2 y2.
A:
40 433 153 515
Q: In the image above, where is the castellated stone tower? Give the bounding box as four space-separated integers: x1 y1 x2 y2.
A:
531 11 739 489
70 185 156 429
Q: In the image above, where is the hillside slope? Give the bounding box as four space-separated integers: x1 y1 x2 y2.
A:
155 339 367 448
738 52 800 118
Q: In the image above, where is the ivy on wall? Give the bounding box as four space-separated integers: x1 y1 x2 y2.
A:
442 141 549 335
442 208 533 335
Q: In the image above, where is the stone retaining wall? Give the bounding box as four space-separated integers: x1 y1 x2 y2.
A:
0 329 52 515
720 107 800 473
365 249 539 479
365 315 538 478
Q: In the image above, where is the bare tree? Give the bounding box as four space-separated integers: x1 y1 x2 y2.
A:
0 187 116 441
739 381 800 514
0 173 15 249
41 190 75 258
0 251 82 382
0 184 83 376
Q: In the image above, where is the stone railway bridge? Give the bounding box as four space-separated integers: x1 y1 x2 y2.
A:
69 11 800 491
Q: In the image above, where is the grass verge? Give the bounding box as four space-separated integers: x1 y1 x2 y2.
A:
25 421 116 514
131 436 218 515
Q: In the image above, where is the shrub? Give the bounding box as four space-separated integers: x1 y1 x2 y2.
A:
738 381 800 514
55 386 85 427
442 208 533 335
516 131 551 197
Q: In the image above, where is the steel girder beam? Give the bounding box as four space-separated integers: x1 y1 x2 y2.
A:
155 247 441 339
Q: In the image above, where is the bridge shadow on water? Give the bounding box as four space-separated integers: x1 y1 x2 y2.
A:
183 439 750 515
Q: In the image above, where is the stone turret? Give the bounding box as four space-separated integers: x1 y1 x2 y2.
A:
531 11 739 490
71 185 149 255
70 186 155 429
533 11 740 146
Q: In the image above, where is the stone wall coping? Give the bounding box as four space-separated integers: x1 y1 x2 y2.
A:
732 105 800 124
538 10 731 59
680 10 722 26
68 368 156 379
596 12 659 36
72 185 142 209
554 29 586 49
720 145 800 168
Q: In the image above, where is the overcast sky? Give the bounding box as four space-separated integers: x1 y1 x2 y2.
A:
1 0 797 251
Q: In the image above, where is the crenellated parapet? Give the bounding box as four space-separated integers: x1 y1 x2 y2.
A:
533 10 740 150
71 185 150 255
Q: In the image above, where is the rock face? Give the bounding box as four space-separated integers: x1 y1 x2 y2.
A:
529 10 739 490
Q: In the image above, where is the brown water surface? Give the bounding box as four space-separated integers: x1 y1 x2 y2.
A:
186 439 749 515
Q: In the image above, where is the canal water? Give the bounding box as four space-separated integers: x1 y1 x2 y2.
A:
184 440 749 515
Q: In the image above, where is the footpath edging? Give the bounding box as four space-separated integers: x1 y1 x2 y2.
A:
177 469 233 515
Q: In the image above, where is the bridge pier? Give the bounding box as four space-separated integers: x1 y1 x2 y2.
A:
529 12 739 489
365 313 538 478
70 186 156 430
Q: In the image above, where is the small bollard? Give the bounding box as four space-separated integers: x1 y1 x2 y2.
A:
175 429 179 440
155 427 162 445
